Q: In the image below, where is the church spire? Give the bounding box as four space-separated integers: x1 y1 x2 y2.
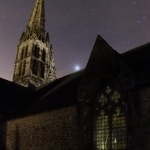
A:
19 0 47 44
13 0 56 88
27 0 45 35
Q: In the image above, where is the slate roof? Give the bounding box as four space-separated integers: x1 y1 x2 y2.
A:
1 41 150 122
1 70 84 122
122 42 150 86
0 78 34 121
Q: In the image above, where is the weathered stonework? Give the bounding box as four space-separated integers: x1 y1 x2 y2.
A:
77 35 136 150
0 123 6 150
12 0 56 88
6 105 79 150
135 86 150 150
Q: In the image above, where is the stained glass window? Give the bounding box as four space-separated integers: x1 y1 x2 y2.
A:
93 85 127 150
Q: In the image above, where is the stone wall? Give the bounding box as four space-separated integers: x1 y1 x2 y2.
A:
0 122 6 150
6 105 79 150
135 86 150 150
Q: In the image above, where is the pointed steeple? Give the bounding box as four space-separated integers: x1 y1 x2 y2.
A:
13 0 56 88
27 0 45 34
19 0 46 44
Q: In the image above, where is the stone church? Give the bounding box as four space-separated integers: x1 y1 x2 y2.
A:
0 0 150 150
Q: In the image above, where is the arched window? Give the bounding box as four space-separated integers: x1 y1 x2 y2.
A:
42 49 46 62
93 85 127 150
33 45 40 58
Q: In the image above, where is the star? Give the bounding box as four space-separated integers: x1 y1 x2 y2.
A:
0 0 150 81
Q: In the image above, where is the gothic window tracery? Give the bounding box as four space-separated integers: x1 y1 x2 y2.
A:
93 85 127 150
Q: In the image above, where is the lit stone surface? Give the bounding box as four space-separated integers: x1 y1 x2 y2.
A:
6 105 79 150
12 0 56 88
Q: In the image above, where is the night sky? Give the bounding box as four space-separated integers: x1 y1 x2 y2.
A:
0 0 150 81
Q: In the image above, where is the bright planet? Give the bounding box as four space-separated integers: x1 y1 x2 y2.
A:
74 65 80 71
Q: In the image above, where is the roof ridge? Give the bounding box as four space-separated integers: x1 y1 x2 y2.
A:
122 42 150 54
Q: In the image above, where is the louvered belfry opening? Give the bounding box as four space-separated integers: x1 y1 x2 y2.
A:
93 85 127 150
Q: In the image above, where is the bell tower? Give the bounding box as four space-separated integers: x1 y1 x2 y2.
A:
13 0 56 88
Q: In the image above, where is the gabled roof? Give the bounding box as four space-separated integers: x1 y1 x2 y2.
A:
3 70 84 121
34 74 70 99
122 42 150 63
0 78 34 121
1 36 150 122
